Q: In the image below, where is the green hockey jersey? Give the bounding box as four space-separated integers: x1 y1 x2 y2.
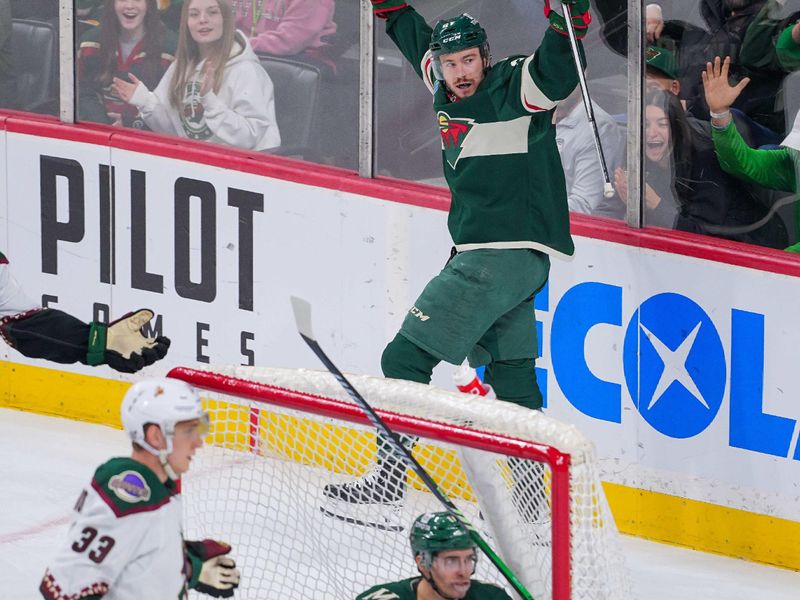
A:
385 6 585 258
356 576 513 599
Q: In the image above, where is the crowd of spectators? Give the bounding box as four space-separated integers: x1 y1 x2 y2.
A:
588 0 800 252
1 0 337 153
3 0 800 253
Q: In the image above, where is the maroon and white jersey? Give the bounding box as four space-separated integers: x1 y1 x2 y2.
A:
40 457 187 600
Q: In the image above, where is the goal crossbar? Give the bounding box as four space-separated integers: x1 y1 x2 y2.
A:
169 366 573 598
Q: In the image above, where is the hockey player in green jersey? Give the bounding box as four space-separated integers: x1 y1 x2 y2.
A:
324 0 590 516
356 511 513 600
40 378 240 599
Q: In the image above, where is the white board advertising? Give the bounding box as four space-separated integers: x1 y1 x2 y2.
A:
1 128 799 525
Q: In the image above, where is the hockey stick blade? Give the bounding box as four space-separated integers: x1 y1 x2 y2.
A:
290 296 535 600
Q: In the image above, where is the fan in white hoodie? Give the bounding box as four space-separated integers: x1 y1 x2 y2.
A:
115 0 280 151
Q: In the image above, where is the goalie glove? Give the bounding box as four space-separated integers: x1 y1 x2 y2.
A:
87 309 171 373
544 0 591 39
1 307 169 373
185 539 241 598
369 0 408 19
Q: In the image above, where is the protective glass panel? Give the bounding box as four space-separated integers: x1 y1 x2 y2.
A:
73 0 358 169
639 0 794 250
2 0 60 114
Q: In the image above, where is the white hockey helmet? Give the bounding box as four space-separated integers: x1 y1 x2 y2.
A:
121 378 208 459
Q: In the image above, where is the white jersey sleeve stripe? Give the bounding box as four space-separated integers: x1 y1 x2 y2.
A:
422 51 436 94
520 54 558 113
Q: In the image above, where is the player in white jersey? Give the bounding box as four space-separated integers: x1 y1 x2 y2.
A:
39 378 241 599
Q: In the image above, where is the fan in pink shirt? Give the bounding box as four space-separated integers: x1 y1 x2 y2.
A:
231 0 338 75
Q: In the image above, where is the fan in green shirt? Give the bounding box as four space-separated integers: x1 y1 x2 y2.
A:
703 54 800 253
355 512 513 600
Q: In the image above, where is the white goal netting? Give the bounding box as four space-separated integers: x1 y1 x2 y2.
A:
172 366 631 600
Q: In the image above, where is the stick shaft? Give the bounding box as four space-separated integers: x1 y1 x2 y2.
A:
560 2 613 190
297 331 535 600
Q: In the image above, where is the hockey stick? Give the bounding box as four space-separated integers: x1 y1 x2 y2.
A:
290 296 535 600
560 1 615 198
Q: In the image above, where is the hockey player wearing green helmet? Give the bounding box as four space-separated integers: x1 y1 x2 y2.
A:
356 512 512 600
323 0 589 524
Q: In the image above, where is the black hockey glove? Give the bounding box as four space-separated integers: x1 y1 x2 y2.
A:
185 539 241 598
91 309 171 373
1 307 169 373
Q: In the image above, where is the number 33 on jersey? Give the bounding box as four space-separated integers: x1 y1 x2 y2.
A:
40 457 187 599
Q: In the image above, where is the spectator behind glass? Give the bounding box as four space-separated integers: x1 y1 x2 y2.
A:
739 0 800 75
78 0 184 31
78 0 177 128
113 0 280 150
596 0 785 134
658 0 787 134
646 45 682 100
0 0 16 109
646 43 780 148
705 55 800 252
614 87 787 247
776 17 800 71
555 87 625 218
231 0 337 76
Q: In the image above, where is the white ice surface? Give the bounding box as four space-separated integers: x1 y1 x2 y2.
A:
2 408 799 600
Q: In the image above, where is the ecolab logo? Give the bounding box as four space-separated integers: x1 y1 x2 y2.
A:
536 282 798 460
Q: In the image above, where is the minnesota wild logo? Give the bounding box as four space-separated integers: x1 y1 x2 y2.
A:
180 80 213 141
438 112 475 168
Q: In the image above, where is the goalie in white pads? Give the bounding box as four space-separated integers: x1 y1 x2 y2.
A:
356 512 512 600
39 378 240 599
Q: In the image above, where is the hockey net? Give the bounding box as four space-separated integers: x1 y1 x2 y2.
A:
169 366 631 600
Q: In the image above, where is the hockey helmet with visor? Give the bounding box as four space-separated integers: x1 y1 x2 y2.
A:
121 377 209 479
429 13 490 81
410 511 477 569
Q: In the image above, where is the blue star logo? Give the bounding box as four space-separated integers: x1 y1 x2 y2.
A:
623 293 726 438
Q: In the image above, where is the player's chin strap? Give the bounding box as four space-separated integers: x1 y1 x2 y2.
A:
138 431 180 481
417 556 465 600
159 450 179 481
423 573 460 600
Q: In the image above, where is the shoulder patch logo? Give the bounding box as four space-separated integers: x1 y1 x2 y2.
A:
109 470 152 503
438 111 475 169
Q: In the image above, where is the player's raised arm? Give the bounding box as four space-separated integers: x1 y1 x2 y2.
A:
520 0 592 105
372 1 438 86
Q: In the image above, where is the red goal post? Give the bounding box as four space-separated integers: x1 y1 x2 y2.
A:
168 366 630 600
